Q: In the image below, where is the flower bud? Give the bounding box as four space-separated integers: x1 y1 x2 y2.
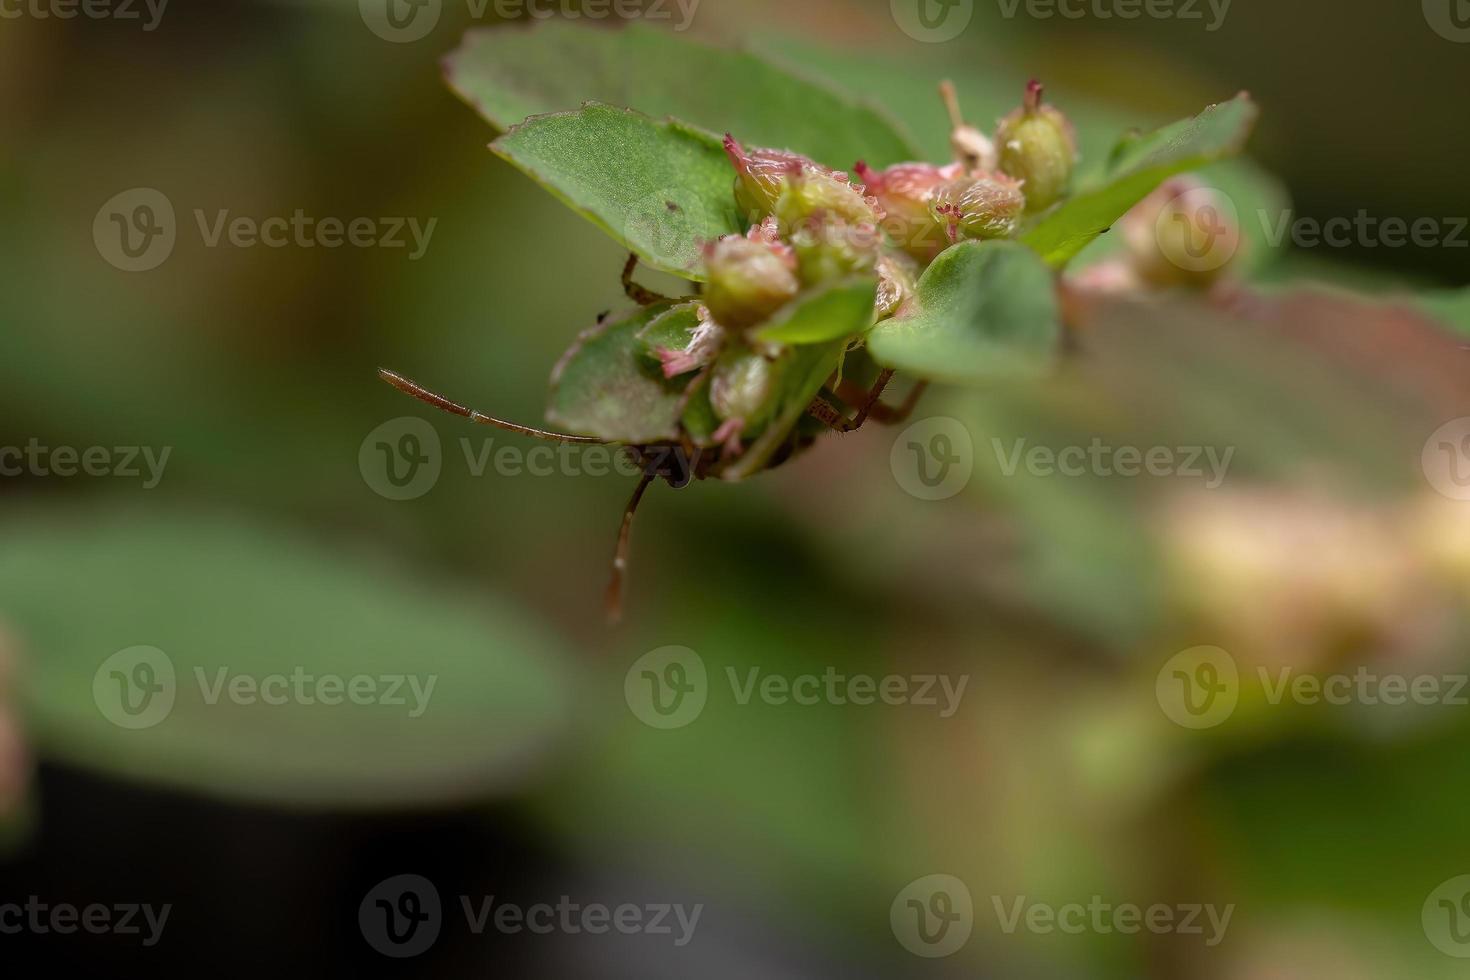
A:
929 172 1026 243
723 135 848 224
996 80 1078 213
875 250 919 319
710 347 779 427
702 230 801 329
855 160 964 259
652 304 725 379
1121 176 1241 289
788 216 880 286
771 166 885 234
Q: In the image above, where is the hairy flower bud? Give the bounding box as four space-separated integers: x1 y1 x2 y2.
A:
789 216 880 286
710 347 778 426
855 160 964 260
723 135 849 224
929 172 1026 243
702 229 801 329
996 80 1078 213
771 166 885 234
875 250 919 319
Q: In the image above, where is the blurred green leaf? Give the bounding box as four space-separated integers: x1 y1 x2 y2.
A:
867 241 1059 384
448 22 919 167
753 277 877 345
2 508 571 809
549 302 687 442
1419 287 1470 336
1023 94 1259 268
491 103 739 279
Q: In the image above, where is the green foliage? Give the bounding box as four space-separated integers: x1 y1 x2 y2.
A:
548 302 689 442
491 104 739 279
1022 94 1259 268
753 277 878 345
1 509 570 808
448 22 918 167
868 241 1060 383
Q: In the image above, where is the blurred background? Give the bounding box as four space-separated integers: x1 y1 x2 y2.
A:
2 0 1469 975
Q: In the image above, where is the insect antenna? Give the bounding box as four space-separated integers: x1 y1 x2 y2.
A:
378 368 606 444
604 468 656 625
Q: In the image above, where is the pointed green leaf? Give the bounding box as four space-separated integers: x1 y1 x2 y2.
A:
753 277 877 345
636 301 704 364
491 103 740 279
2 508 570 809
867 240 1060 384
1022 93 1259 268
1420 287 1470 337
548 302 687 443
448 22 918 168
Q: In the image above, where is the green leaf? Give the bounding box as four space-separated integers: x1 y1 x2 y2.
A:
491 103 740 279
753 277 877 345
548 302 688 443
1420 287 1470 336
1 508 571 809
636 301 704 364
1022 94 1259 268
448 22 918 168
867 241 1060 384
